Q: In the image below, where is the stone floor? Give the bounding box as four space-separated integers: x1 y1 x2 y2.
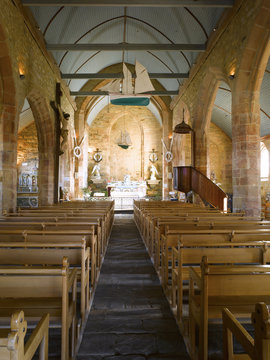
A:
77 214 190 360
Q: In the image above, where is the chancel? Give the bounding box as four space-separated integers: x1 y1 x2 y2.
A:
1 1 270 359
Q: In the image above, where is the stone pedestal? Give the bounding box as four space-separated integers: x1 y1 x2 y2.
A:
147 179 160 188
91 178 103 184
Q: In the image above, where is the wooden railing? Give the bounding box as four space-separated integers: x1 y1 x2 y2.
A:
173 166 227 211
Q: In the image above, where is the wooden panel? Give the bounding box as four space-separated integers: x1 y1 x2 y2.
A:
173 166 192 193
173 166 227 210
182 247 262 264
0 276 63 297
0 249 81 264
207 274 270 296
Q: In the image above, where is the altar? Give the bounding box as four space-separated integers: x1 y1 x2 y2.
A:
107 177 146 210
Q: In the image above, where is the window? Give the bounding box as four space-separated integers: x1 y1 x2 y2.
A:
261 142 269 181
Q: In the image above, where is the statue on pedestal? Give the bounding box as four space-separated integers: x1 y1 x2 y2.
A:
150 164 158 180
91 163 101 180
124 174 131 185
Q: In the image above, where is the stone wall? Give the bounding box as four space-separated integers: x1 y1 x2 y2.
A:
209 123 232 194
170 0 267 216
0 0 75 210
17 122 38 166
88 104 162 192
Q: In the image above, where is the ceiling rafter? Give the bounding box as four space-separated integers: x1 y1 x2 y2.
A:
70 90 178 96
22 0 234 7
47 43 206 51
62 73 189 79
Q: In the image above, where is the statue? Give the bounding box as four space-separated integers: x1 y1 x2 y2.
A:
91 163 101 179
57 104 70 155
150 164 158 180
124 174 131 184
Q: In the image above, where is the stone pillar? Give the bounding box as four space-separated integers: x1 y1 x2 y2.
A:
0 105 18 212
232 91 261 217
194 128 209 176
162 109 173 199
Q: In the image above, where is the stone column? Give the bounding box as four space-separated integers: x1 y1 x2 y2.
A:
162 109 173 199
0 105 18 212
194 128 209 176
232 91 261 217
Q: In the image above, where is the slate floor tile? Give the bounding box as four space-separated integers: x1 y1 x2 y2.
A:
77 214 190 359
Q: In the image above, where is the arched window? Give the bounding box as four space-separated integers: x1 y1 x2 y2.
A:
261 142 269 180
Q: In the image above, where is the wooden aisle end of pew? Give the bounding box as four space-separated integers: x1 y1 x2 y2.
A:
189 256 270 360
0 311 49 360
223 302 270 360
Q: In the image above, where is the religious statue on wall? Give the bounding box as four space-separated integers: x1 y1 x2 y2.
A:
57 104 70 155
91 163 101 179
150 164 158 180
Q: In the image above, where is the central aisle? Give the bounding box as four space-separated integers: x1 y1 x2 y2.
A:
77 214 190 359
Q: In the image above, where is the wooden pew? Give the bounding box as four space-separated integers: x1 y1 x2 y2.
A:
189 257 270 360
160 229 270 291
154 222 270 271
143 212 254 255
171 241 267 324
0 219 103 269
0 257 77 360
0 230 98 289
0 216 108 264
0 311 49 360
222 302 270 360
0 239 90 323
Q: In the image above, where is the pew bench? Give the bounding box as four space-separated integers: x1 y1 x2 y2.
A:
0 217 106 264
189 257 270 360
0 231 98 289
160 229 270 289
0 239 90 323
0 257 77 360
170 241 267 324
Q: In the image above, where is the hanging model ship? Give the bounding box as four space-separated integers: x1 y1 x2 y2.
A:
116 129 132 149
100 61 155 106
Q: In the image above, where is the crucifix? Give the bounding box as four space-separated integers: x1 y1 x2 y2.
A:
50 83 70 156
50 83 62 202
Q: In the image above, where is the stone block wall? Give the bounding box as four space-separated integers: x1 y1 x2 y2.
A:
17 122 38 166
0 0 76 210
209 123 232 194
88 104 162 189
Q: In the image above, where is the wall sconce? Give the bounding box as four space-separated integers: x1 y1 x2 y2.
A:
18 64 25 79
229 70 235 80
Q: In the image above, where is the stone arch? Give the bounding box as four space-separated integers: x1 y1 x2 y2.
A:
27 90 56 206
193 67 231 175
0 23 17 212
108 112 143 180
231 0 270 216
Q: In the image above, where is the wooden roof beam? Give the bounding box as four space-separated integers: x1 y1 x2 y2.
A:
22 0 234 7
70 90 178 96
47 43 206 51
61 72 189 79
